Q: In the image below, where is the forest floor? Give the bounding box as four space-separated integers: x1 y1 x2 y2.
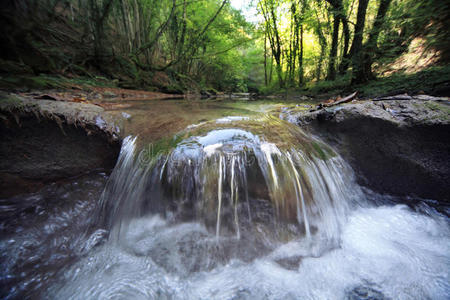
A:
1 65 449 105
0 74 184 104
273 65 450 101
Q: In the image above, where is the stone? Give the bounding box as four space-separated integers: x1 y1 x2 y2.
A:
282 98 450 202
0 92 121 198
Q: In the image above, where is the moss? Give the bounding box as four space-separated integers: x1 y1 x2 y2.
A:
424 101 450 120
424 101 450 112
139 134 185 166
0 74 120 90
0 74 64 89
0 94 25 110
311 142 327 160
309 141 337 160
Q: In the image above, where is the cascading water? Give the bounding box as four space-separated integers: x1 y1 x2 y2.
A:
1 103 449 300
98 115 362 256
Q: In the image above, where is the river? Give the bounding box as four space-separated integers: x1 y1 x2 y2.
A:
1 98 449 299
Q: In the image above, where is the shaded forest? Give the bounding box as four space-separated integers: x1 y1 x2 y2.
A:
0 0 449 95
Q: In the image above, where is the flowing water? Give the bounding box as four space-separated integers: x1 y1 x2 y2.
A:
1 99 449 299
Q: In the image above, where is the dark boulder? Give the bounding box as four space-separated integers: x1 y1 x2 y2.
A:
0 94 121 198
283 97 450 202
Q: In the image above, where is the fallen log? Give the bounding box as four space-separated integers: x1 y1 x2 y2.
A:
323 91 358 107
311 91 358 111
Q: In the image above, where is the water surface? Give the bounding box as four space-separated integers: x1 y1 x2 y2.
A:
1 98 448 300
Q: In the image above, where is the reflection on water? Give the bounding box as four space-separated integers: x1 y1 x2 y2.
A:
1 99 449 299
104 98 311 147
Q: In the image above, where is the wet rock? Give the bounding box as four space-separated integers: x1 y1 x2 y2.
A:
274 256 302 271
102 91 117 98
0 92 121 198
346 285 388 300
283 97 450 202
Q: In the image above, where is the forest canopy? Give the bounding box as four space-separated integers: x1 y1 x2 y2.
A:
0 0 448 93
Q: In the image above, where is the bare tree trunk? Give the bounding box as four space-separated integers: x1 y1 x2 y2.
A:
314 8 327 81
351 0 370 85
299 23 304 85
326 0 346 81
360 0 393 81
326 13 339 80
338 16 350 74
264 31 268 86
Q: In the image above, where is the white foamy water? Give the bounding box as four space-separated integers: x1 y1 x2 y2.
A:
47 204 449 299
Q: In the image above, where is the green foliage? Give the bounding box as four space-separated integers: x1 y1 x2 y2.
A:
0 74 117 90
303 74 351 95
0 0 447 93
356 65 450 97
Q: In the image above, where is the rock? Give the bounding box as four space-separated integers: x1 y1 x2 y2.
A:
283 98 450 202
297 95 312 101
0 92 120 140
412 94 448 101
346 285 388 300
0 92 121 198
373 94 413 101
103 91 117 98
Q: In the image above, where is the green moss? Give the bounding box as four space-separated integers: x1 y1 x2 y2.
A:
0 72 121 90
0 94 24 109
311 142 327 160
139 134 185 166
0 74 65 89
424 101 450 120
309 141 336 160
424 101 450 112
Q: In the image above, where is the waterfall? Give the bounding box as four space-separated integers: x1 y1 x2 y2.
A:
97 115 364 250
3 106 448 300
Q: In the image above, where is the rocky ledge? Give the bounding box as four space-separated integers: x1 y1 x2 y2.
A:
282 95 450 202
0 92 121 198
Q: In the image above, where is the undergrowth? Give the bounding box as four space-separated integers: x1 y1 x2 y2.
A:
286 65 450 98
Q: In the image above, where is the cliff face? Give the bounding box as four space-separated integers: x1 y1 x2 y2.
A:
283 96 450 203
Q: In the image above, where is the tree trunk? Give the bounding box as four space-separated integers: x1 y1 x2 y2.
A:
351 0 370 85
326 12 340 80
264 31 268 86
338 16 350 74
299 24 304 85
326 0 345 81
361 0 393 81
270 5 284 88
314 9 327 81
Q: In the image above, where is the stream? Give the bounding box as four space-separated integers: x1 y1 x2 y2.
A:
1 99 449 299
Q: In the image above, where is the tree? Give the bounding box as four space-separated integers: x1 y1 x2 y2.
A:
259 0 285 88
359 0 393 82
325 0 346 81
351 0 370 85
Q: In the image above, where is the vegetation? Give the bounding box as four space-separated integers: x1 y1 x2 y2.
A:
0 0 448 94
